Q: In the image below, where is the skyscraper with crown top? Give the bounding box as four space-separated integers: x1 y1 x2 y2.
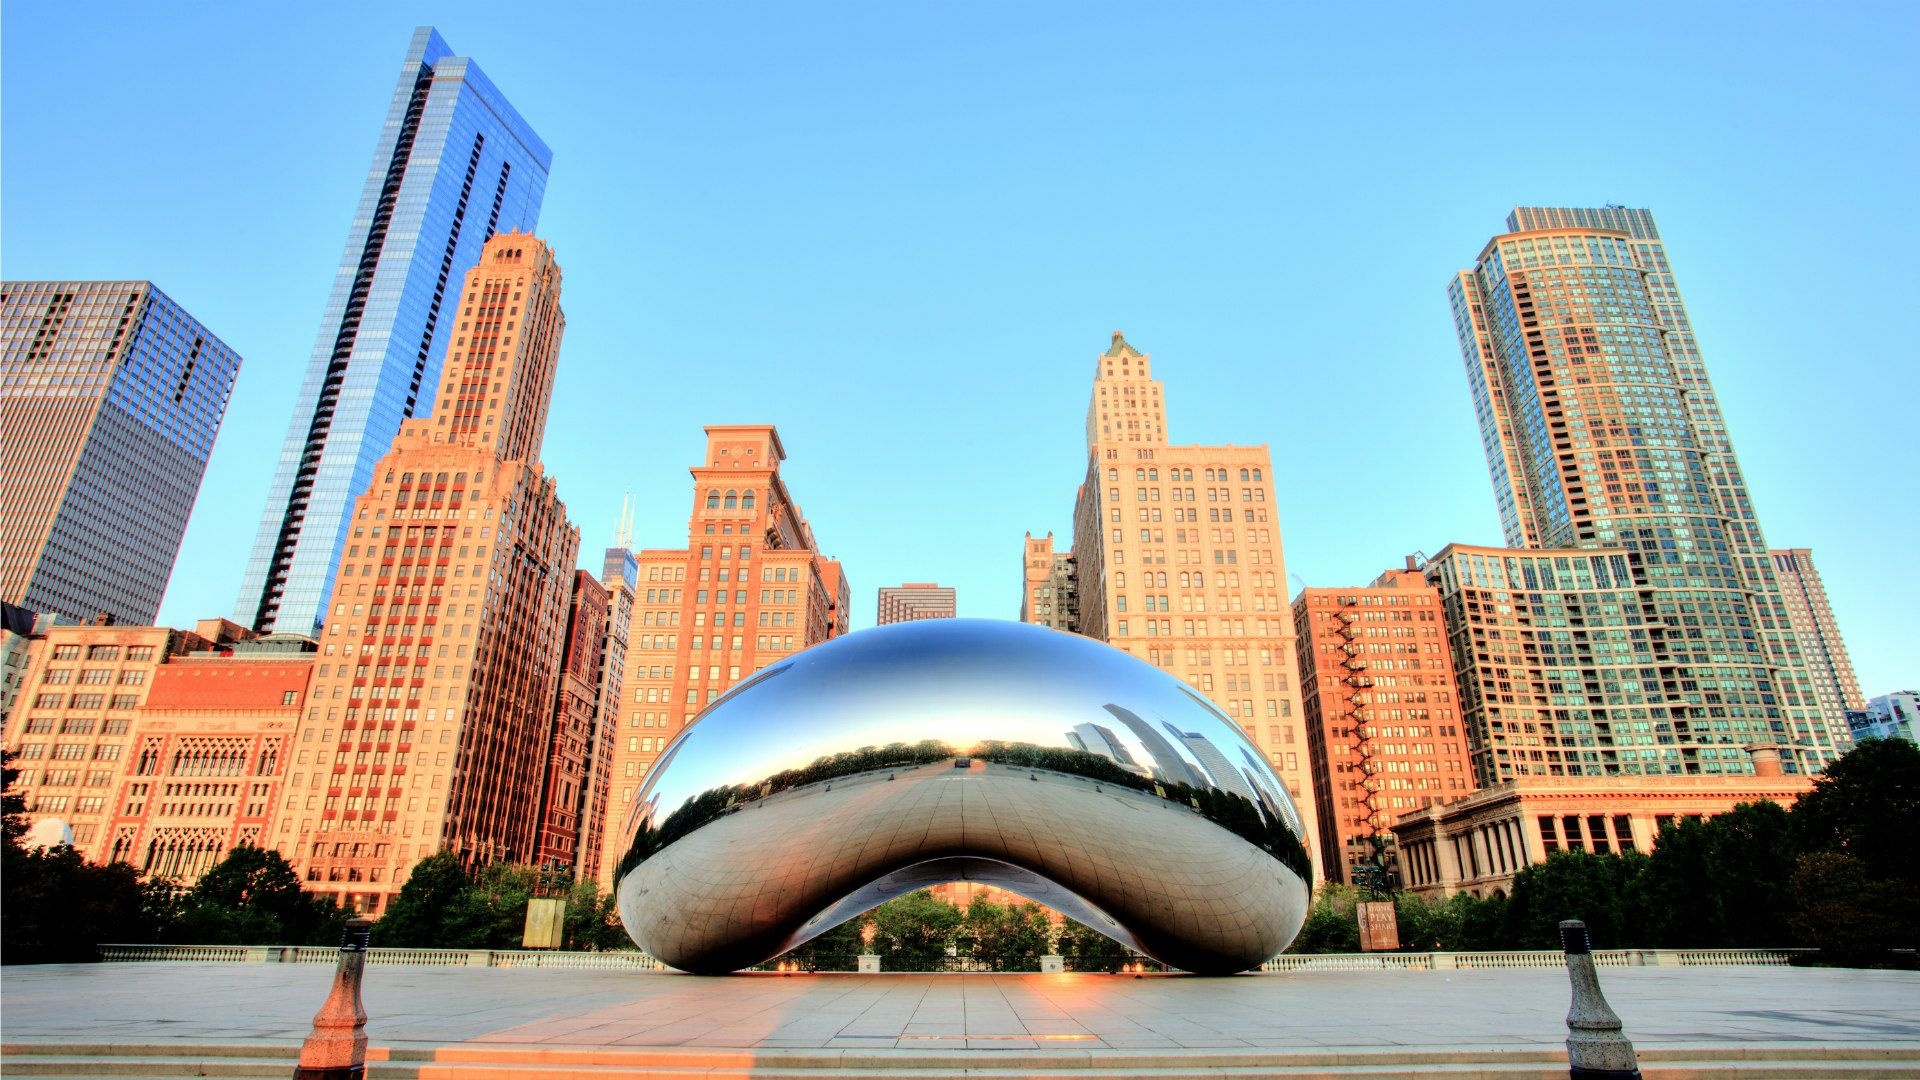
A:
277 232 579 914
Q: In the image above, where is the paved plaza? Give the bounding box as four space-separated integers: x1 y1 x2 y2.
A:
3 962 1919 1057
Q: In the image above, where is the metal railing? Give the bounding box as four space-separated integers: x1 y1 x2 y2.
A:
1261 948 1806 972
98 943 1803 971
97 945 668 970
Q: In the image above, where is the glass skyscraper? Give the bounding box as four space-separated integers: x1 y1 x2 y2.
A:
235 27 550 635
1447 207 1848 774
1 281 242 626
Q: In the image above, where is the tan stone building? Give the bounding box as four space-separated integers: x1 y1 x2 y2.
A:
1393 749 1813 899
1769 548 1864 720
1018 532 1077 633
275 233 581 913
1293 564 1474 887
594 424 849 889
1065 333 1318 862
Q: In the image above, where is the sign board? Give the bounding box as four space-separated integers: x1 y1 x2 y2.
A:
522 897 567 949
1356 901 1400 952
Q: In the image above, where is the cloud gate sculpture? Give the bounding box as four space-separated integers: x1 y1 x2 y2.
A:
614 619 1312 974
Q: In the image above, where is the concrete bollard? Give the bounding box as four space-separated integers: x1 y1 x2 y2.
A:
293 917 373 1080
1560 920 1641 1080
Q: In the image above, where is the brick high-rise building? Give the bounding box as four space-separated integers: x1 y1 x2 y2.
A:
876 583 956 624
577 538 637 884
594 425 849 889
534 570 608 874
3 618 310 882
1293 564 1473 886
1065 332 1318 861
1448 207 1851 773
1019 532 1077 632
2 282 242 626
237 27 551 636
1768 548 1863 720
277 233 579 913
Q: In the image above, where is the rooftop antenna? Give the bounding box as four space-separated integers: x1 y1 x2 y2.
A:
613 492 634 550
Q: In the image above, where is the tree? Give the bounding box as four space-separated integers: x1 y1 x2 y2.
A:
1287 883 1360 953
867 890 963 970
563 880 629 951
1634 801 1799 947
3 751 165 963
1502 849 1648 949
372 852 487 948
165 847 346 945
1793 738 1920 886
777 915 868 970
1786 852 1919 965
957 899 1050 971
1055 918 1127 971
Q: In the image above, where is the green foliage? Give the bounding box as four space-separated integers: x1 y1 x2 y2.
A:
1786 852 1920 965
163 847 347 946
1054 918 1128 971
957 899 1051 971
3 751 164 962
1792 738 1920 885
868 889 965 970
1287 883 1361 953
2 847 162 963
1633 801 1798 947
778 914 868 970
1502 849 1649 949
371 852 483 948
563 880 628 951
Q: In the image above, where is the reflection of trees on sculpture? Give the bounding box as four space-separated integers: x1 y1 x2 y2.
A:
971 740 1312 879
616 738 1312 884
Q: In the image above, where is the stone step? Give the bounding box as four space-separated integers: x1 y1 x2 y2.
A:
5 1043 1918 1080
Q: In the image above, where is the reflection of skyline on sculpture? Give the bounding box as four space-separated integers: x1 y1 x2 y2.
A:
616 619 1312 974
629 622 1288 840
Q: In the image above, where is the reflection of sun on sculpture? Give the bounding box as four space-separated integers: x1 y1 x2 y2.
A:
616 619 1313 975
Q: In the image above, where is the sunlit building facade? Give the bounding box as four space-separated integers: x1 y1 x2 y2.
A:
594 425 850 889
1394 749 1812 900
1769 548 1863 721
876 583 956 624
276 234 579 913
1019 532 1077 633
1293 564 1473 886
2 618 309 883
535 570 608 873
2 281 241 626
1449 207 1850 773
237 27 550 636
1066 332 1319 861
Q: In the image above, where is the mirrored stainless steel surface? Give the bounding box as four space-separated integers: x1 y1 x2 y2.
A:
615 618 1312 974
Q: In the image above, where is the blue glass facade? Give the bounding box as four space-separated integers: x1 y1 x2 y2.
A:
236 27 550 635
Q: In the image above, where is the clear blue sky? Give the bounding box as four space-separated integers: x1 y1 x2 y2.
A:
4 3 1915 697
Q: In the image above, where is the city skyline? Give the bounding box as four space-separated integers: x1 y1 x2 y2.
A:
2 6 1913 696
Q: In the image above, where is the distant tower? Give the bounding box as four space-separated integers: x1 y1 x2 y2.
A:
876 583 956 624
282 233 579 913
1019 532 1077 632
1769 549 1864 718
1 281 242 625
236 27 551 636
593 425 849 889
